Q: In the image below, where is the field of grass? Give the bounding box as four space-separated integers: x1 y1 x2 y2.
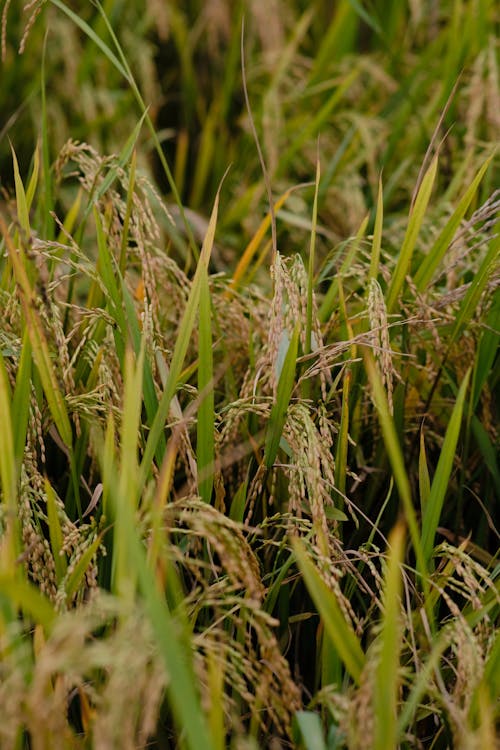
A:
0 1 499 748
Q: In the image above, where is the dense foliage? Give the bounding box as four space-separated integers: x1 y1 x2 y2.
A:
0 2 498 748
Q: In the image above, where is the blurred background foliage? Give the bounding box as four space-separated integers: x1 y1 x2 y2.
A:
1 0 498 242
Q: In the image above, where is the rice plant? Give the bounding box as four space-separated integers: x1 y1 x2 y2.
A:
0 2 498 748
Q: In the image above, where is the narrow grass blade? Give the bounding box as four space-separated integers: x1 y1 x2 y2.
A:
418 428 431 515
0 353 18 569
94 208 127 334
310 1 358 82
11 144 31 235
471 288 499 411
140 555 216 750
229 478 248 523
41 37 54 240
207 647 226 750
346 0 383 36
337 274 355 350
113 344 145 597
55 189 82 246
470 416 500 498
292 538 365 685
293 711 327 750
12 332 32 465
448 229 500 348
0 217 73 448
363 350 428 593
0 576 56 633
174 129 189 198
49 0 128 78
470 684 496 744
470 630 500 723
189 109 216 209
96 429 216 750
139 180 222 486
421 369 471 566
334 368 350 500
264 549 296 615
0 354 16 508
264 323 300 469
119 148 137 275
414 154 493 291
25 144 40 215
197 267 215 503
84 112 147 221
386 155 438 313
121 282 162 450
305 154 320 356
64 534 103 605
374 520 405 750
369 174 384 280
44 478 68 585
119 345 145 506
321 625 342 691
93 209 129 373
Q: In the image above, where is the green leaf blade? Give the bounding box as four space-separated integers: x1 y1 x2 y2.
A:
386 155 438 313
197 267 215 503
421 369 471 566
264 323 300 469
293 538 365 686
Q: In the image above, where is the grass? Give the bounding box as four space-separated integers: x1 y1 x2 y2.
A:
0 1 499 748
